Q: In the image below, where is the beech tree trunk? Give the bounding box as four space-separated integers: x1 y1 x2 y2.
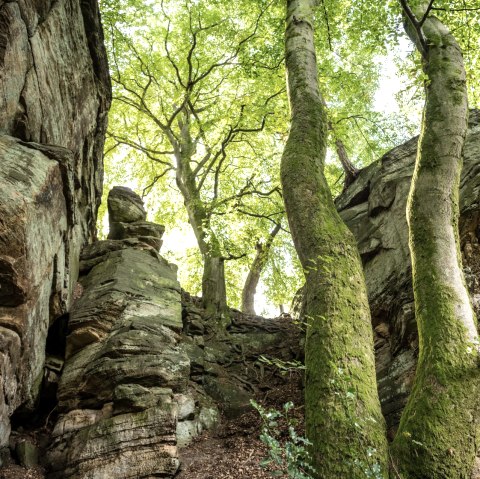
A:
281 1 388 477
180 187 227 315
202 253 227 314
335 137 359 188
175 113 227 315
392 5 480 477
241 223 281 315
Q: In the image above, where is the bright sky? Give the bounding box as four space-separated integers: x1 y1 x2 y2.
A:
374 36 422 122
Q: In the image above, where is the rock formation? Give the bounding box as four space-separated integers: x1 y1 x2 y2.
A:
0 0 479 469
0 0 111 448
107 186 165 251
337 110 480 436
41 187 301 478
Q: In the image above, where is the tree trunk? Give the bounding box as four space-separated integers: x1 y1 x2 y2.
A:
181 193 227 315
241 223 281 315
281 1 388 477
202 254 227 314
335 137 359 188
391 6 480 477
175 118 228 315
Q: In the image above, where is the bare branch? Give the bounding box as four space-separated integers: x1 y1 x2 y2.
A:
189 1 274 87
398 0 429 58
108 133 174 167
164 19 186 89
222 252 247 261
431 5 480 12
320 0 333 51
104 141 120 157
210 182 281 212
142 167 174 198
419 0 435 27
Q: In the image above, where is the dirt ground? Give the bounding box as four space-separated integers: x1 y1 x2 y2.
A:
177 382 304 479
0 465 44 479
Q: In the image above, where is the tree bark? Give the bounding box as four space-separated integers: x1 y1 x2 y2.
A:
175 112 227 315
326 114 359 188
241 223 281 315
335 137 359 188
391 5 480 478
281 1 388 477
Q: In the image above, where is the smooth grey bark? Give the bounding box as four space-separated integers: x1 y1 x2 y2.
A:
391 3 480 477
174 111 227 314
280 0 388 477
241 223 281 315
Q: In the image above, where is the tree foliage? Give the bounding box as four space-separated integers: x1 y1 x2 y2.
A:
101 0 293 312
99 0 420 312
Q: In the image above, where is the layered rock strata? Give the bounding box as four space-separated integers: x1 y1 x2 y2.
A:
46 190 186 478
337 110 480 436
46 189 301 478
0 0 110 447
107 186 165 251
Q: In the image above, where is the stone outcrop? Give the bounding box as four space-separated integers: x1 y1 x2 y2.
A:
107 186 165 251
182 293 302 421
47 245 188 478
337 110 480 436
0 0 110 448
44 189 300 478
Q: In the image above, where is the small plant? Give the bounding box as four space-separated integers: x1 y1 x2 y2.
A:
257 355 306 375
251 400 316 479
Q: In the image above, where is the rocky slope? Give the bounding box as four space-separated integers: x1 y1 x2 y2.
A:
40 188 301 478
0 0 111 448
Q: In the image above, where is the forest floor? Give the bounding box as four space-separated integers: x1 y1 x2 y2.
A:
176 381 304 479
0 465 44 479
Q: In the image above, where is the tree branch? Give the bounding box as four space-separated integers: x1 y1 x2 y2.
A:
107 133 174 167
419 0 435 27
142 167 174 198
398 0 430 59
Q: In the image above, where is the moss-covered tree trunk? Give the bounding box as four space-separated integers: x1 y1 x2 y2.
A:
241 223 281 315
281 1 388 477
391 4 480 478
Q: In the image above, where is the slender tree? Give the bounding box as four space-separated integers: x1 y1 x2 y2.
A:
241 221 281 315
281 0 388 476
391 2 480 477
103 0 284 315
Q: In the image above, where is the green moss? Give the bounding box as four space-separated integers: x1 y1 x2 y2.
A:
392 34 478 473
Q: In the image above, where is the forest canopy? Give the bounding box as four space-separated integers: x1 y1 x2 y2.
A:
97 0 475 315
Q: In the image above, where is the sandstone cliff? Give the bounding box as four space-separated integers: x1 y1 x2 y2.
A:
0 0 111 447
338 110 480 436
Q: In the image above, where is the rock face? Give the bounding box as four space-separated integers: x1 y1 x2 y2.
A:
107 186 165 251
337 111 480 436
47 246 187 478
45 189 301 478
0 0 110 448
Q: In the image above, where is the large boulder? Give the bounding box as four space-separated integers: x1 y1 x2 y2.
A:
107 186 165 251
107 186 147 223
